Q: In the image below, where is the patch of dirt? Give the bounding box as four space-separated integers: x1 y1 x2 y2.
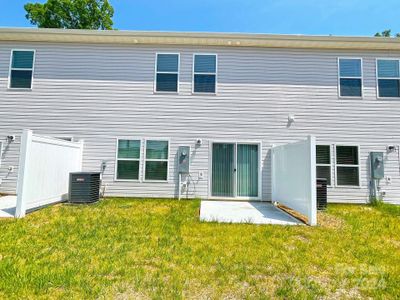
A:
389 239 400 249
183 279 214 299
101 284 150 300
317 212 345 229
308 275 331 289
323 287 364 300
249 274 278 296
296 235 310 243
113 289 150 300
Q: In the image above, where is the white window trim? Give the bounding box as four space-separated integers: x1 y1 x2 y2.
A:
8 49 36 90
334 144 361 188
337 57 363 99
207 139 262 201
316 144 332 187
143 138 170 182
375 58 400 100
154 53 180 94
114 138 142 182
192 53 218 95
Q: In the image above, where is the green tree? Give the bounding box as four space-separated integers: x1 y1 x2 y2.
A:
24 0 114 30
375 29 400 37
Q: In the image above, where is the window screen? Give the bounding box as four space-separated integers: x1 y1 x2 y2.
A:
316 145 331 185
193 54 217 93
155 54 179 92
338 58 362 97
336 145 360 186
9 50 35 89
116 140 141 180
145 140 169 181
377 59 400 98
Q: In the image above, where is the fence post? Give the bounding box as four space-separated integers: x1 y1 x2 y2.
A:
78 139 84 171
15 129 33 218
308 135 317 226
271 144 275 202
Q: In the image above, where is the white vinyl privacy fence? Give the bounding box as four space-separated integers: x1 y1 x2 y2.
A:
271 136 317 225
16 130 83 218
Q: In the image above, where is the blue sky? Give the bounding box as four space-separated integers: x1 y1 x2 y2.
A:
0 0 399 36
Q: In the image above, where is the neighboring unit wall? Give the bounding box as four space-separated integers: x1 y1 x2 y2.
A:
0 135 20 194
1 41 400 203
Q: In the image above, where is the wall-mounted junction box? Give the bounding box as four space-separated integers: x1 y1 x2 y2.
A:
178 146 190 174
370 152 384 180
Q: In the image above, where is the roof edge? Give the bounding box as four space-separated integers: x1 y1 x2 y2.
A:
1 28 400 50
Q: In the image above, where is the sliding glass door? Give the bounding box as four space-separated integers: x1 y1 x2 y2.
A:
237 144 259 197
211 142 260 199
212 143 235 197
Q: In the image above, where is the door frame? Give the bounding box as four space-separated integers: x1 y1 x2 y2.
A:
208 140 262 201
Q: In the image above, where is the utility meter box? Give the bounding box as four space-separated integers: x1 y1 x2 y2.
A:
178 146 190 174
370 152 384 180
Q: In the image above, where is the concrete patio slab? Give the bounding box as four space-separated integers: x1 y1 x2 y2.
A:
0 196 17 218
200 200 303 225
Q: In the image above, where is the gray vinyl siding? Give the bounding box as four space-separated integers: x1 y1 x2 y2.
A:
1 41 400 204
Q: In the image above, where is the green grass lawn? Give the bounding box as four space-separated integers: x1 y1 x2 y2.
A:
0 199 399 299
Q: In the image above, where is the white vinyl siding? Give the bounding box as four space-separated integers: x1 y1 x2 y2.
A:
193 54 217 94
2 42 400 204
338 58 362 98
8 49 35 89
377 59 400 98
0 141 3 167
155 53 179 93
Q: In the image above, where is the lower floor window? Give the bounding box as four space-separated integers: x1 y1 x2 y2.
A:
316 145 331 185
145 140 169 181
336 145 360 186
117 160 140 180
115 139 169 181
116 139 140 180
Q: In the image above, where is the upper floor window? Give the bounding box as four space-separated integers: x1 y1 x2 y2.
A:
155 53 179 92
338 58 362 97
377 59 400 98
193 54 217 94
9 50 35 89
